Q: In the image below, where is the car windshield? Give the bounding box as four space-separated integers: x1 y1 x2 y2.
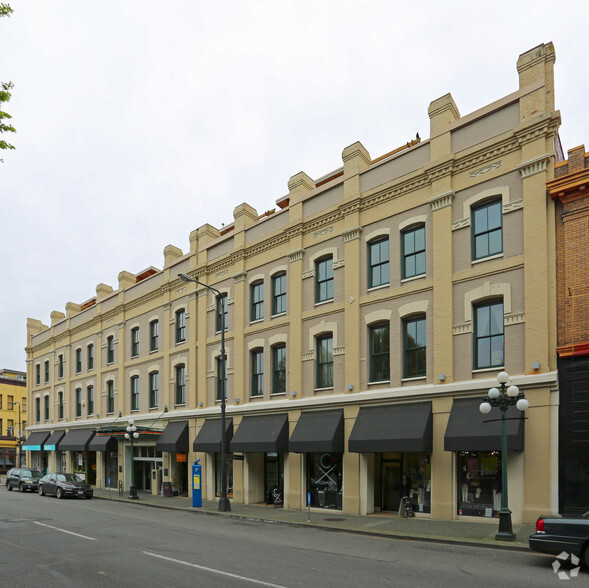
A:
57 474 83 483
22 470 42 479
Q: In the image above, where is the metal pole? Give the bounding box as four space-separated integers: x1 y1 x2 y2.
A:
18 403 21 467
129 425 138 500
496 384 514 541
218 294 231 512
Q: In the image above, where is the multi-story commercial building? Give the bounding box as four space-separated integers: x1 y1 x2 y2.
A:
25 43 561 523
0 368 27 477
547 144 589 515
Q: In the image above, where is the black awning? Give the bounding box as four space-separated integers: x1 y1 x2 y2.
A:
231 413 288 453
155 421 189 453
193 418 233 453
59 429 96 452
289 410 344 453
21 431 50 451
43 430 66 451
348 402 432 453
88 435 118 452
444 397 525 452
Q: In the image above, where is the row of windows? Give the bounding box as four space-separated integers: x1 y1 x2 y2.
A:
0 394 22 410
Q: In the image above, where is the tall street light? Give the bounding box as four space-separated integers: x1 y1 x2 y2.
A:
479 371 529 541
124 419 139 499
178 273 231 512
13 400 22 467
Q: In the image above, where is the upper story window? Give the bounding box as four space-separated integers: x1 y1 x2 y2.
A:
472 200 502 261
58 355 64 379
403 316 426 378
402 225 426 279
107 336 115 364
87 344 94 371
216 294 228 333
315 257 334 303
7 395 13 410
75 389 82 417
474 301 504 369
150 320 159 352
75 348 82 374
316 334 334 389
175 365 186 405
149 371 159 408
35 363 40 385
175 309 186 343
130 376 139 411
251 349 264 396
216 356 227 401
368 238 390 288
272 273 286 316
87 385 94 415
44 395 49 421
44 360 50 383
35 397 41 423
107 381 114 414
369 323 390 382
131 327 139 357
58 391 64 420
251 282 264 322
272 344 286 395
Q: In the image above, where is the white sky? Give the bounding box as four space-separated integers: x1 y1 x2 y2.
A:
2 1 588 371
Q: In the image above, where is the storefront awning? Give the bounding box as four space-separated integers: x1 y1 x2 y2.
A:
88 434 118 452
193 418 233 453
231 413 288 453
59 429 96 452
21 431 50 451
155 421 189 453
289 410 344 453
348 402 433 453
43 430 66 451
444 397 525 452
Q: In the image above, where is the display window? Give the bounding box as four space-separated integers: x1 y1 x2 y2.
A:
105 451 118 487
264 452 283 505
457 451 501 517
307 453 342 509
215 452 233 499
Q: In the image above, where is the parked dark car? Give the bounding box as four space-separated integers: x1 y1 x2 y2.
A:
529 513 589 566
5 468 43 492
38 473 93 499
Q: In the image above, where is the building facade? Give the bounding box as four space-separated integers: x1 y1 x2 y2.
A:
0 368 27 477
547 144 589 515
26 43 561 523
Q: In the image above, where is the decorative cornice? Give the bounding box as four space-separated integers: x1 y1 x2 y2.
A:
452 323 472 335
333 259 345 270
429 191 455 211
469 160 502 179
288 249 305 263
302 352 314 361
451 218 470 231
503 198 523 214
342 226 362 242
517 154 550 179
333 346 345 356
233 272 246 284
314 226 334 239
504 312 525 326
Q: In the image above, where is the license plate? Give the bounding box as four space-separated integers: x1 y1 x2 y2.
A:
78 491 84 495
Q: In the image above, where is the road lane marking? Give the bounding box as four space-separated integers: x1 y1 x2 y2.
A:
143 551 287 587
34 521 98 541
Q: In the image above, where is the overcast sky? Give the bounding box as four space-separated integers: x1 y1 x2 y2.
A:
2 1 588 372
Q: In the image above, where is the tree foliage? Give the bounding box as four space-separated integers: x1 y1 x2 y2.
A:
1 3 15 161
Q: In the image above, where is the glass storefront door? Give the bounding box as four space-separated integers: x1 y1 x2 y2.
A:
264 453 283 504
382 460 402 512
307 453 343 509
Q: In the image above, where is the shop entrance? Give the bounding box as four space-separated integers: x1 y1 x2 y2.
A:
381 460 402 512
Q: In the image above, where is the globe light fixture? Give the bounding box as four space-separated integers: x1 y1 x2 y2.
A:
125 419 140 499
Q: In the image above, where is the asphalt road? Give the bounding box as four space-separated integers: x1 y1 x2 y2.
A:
0 489 584 587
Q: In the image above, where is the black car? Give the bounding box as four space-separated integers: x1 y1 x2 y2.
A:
529 512 589 567
38 473 93 499
5 468 43 492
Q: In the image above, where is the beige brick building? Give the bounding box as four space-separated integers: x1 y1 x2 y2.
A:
25 43 560 523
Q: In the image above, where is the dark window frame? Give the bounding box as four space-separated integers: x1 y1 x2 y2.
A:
107 336 115 364
272 273 287 315
87 344 94 371
251 348 264 396
316 334 334 389
369 322 391 382
130 376 139 411
87 385 94 415
403 316 427 378
368 237 390 288
150 320 159 352
272 344 286 395
149 371 159 408
107 381 114 414
216 294 228 333
75 348 82 374
175 309 186 343
250 281 264 322
131 328 140 357
175 365 186 405
472 199 503 261
315 256 334 303
401 225 426 280
474 300 504 369
216 356 227 401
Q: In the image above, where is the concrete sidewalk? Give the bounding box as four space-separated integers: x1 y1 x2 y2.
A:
92 488 534 551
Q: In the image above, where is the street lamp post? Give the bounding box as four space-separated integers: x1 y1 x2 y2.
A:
13 401 22 467
124 419 139 499
178 272 231 512
479 371 529 541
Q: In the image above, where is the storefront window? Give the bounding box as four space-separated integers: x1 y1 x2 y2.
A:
215 452 233 499
264 453 283 505
58 451 67 473
457 451 501 517
307 453 342 510
404 453 431 514
105 451 118 487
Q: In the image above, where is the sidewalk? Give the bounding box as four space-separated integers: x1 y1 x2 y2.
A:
92 488 534 551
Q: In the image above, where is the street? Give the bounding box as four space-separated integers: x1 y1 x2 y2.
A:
0 490 583 587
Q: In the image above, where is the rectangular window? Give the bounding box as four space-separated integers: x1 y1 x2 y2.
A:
107 336 114 364
404 317 426 378
272 273 286 315
58 392 64 420
75 348 82 373
44 360 50 383
315 257 334 303
368 238 390 288
250 282 264 322
472 200 502 260
149 372 159 408
130 376 139 411
75 389 82 417
87 385 94 415
35 364 40 385
272 345 286 395
316 335 334 388
216 294 228 333
402 225 426 279
107 381 114 414
35 397 41 422
369 323 390 382
150 320 159 352
251 349 264 396
474 301 504 369
0 395 2 409
58 355 64 379
216 357 227 401
7 395 13 410
44 396 49 421
175 365 185 405
175 309 186 343
131 327 139 357
87 344 94 371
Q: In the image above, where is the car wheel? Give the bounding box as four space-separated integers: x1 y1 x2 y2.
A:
39 485 45 496
19 483 24 493
7 483 12 491
583 544 589 569
56 488 63 499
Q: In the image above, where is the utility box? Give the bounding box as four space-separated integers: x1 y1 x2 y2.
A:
192 460 202 508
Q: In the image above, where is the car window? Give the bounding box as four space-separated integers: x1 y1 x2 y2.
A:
31 472 43 479
62 473 83 483
57 474 66 482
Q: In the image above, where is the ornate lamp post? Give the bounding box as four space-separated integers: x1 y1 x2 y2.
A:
479 371 529 541
178 273 231 512
124 419 139 500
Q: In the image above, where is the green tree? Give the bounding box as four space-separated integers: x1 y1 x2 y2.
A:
1 3 15 161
